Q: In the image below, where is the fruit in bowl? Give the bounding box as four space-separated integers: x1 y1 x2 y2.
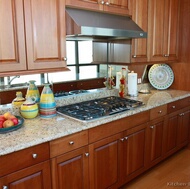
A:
0 112 19 128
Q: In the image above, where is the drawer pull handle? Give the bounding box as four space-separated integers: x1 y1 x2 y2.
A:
150 126 154 129
164 54 169 57
124 137 128 140
32 154 38 159
69 141 74 145
172 106 176 109
3 186 8 189
179 113 185 116
85 153 89 157
158 110 162 114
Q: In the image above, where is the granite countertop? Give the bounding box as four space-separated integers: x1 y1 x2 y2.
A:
0 88 190 156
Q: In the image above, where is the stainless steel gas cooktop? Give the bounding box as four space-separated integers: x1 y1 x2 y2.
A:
56 96 144 121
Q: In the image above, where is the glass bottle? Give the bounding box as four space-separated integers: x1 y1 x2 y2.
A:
39 84 56 118
26 80 40 103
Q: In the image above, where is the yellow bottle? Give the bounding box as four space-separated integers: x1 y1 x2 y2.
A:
12 91 25 108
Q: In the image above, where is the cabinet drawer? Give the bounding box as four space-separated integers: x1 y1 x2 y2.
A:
150 105 167 120
0 142 50 177
168 97 190 114
50 130 88 158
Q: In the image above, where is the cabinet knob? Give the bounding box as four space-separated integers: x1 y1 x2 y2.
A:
3 186 8 189
164 54 169 57
172 105 176 109
85 153 89 157
132 55 137 58
63 57 67 61
105 1 110 5
158 110 162 114
32 154 38 159
100 0 105 4
150 126 154 129
124 137 128 140
120 138 125 142
69 141 74 145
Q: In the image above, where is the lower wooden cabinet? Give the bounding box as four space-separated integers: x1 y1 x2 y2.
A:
164 107 190 157
88 123 147 189
0 161 51 189
51 146 89 189
120 123 147 184
89 133 122 189
146 117 165 168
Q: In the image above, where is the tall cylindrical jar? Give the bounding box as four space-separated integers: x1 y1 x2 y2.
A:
26 80 40 103
39 84 56 118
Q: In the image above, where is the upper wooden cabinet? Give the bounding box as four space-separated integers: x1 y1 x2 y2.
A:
148 0 180 62
65 0 131 15
130 0 148 63
0 0 67 75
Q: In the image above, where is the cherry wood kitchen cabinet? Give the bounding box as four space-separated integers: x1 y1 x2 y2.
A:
120 123 147 185
51 146 89 189
88 111 149 189
50 131 89 189
65 0 130 15
0 143 51 189
0 161 51 189
130 0 148 63
0 0 67 76
164 98 190 157
145 105 167 168
148 0 180 62
89 133 122 189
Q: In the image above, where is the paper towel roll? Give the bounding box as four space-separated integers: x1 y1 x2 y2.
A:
128 71 138 96
116 72 122 89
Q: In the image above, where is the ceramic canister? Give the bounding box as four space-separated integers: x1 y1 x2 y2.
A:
26 80 40 103
20 96 39 119
39 84 56 118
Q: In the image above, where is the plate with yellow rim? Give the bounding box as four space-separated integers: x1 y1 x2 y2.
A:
148 64 174 90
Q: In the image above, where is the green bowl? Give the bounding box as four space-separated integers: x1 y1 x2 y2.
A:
0 116 24 134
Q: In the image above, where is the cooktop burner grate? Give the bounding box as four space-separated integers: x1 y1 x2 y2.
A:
56 96 144 121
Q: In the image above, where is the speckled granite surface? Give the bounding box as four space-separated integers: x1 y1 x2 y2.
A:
0 88 190 156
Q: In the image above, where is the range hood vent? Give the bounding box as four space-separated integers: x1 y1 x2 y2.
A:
66 8 147 40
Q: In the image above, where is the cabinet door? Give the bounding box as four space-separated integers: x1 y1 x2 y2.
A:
148 0 167 62
65 0 103 11
146 119 164 167
131 0 148 62
24 0 67 70
165 114 178 155
0 161 51 189
177 110 190 147
163 0 179 61
0 0 27 72
66 0 130 15
148 0 179 62
51 146 89 189
89 133 122 189
103 0 130 15
121 124 146 183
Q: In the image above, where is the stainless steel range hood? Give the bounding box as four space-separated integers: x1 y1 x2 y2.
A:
66 8 147 40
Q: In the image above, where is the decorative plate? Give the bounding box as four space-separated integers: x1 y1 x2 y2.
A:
148 64 174 90
0 116 24 134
